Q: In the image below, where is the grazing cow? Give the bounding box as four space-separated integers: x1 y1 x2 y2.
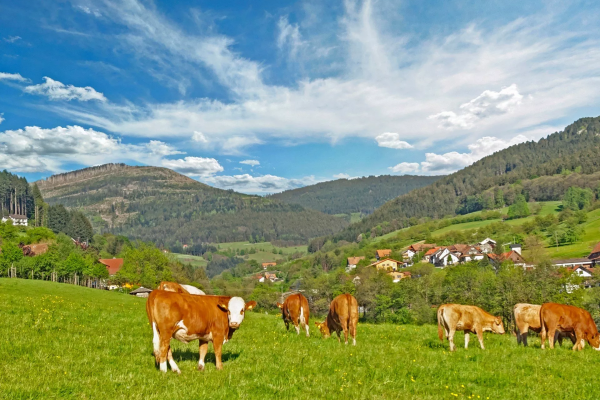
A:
146 290 256 372
540 303 600 351
437 304 505 351
157 281 206 295
513 303 575 347
277 293 310 337
315 294 358 345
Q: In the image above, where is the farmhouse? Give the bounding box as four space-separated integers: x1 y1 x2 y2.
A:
1 214 28 226
346 256 365 272
129 286 152 298
423 247 441 263
488 250 528 267
376 249 392 260
588 242 600 262
368 258 401 272
262 262 277 269
402 243 436 262
388 271 411 283
430 247 460 267
98 258 124 276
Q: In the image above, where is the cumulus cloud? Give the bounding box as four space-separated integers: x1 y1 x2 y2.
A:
389 162 420 174
333 173 350 179
240 160 260 166
204 174 318 194
145 140 183 156
429 85 524 130
192 131 208 143
0 114 4 125
24 77 106 102
0 72 28 82
161 157 224 177
393 134 530 175
375 132 413 149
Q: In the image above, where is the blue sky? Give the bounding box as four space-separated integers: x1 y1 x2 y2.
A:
1 0 600 193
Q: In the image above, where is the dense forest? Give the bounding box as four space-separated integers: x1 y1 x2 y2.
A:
36 164 348 247
0 170 34 219
270 175 442 215
331 116 600 242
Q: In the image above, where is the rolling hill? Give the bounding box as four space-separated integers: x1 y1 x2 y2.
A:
331 115 600 242
270 175 442 216
35 164 348 247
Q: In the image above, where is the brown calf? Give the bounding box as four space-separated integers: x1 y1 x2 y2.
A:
437 304 505 351
540 303 600 351
513 303 575 347
277 293 310 337
315 294 358 345
146 290 255 372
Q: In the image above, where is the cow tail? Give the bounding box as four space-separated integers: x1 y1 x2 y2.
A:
437 306 444 341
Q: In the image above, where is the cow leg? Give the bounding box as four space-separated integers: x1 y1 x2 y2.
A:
167 348 181 374
448 329 456 352
476 329 485 350
213 336 224 370
464 331 470 349
556 331 563 346
350 323 357 346
294 320 300 335
285 320 290 331
198 341 208 371
305 323 310 338
548 328 556 349
341 320 349 345
158 335 171 373
152 322 160 362
336 329 342 343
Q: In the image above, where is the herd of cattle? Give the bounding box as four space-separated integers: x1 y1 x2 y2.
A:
145 281 600 373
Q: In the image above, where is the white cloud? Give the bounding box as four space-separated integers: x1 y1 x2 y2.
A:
0 72 28 82
429 84 524 129
24 77 106 102
333 173 350 179
240 160 260 166
3 36 21 43
0 114 4 125
375 132 413 149
204 174 318 194
389 162 420 174
192 131 208 143
77 6 102 17
277 16 304 58
145 140 183 156
161 156 223 177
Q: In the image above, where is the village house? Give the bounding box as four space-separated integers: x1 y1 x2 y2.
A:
430 247 460 267
588 242 600 264
402 243 436 262
1 214 28 226
552 258 593 268
255 272 279 283
99 258 124 276
368 258 401 272
488 250 528 268
376 249 392 260
423 247 441 263
346 256 365 272
262 262 277 270
478 238 496 253
129 287 152 298
388 271 411 283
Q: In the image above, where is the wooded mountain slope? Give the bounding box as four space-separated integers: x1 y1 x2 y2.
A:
332 116 600 242
35 164 348 247
270 175 442 215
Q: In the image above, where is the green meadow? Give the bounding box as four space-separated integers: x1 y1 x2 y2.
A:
2 279 600 399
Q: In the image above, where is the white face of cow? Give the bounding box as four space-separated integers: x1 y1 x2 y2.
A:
227 297 246 328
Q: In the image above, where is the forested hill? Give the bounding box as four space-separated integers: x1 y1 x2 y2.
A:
270 175 442 215
331 116 600 242
35 164 348 247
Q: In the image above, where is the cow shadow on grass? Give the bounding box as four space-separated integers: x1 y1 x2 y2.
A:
167 348 242 364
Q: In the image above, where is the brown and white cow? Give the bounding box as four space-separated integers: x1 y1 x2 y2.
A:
277 293 310 337
513 303 575 347
146 290 256 372
157 281 206 295
540 303 600 351
437 304 505 351
315 294 358 345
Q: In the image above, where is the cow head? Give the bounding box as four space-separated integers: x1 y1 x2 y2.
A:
315 321 330 338
218 297 257 329
493 316 505 334
588 331 600 350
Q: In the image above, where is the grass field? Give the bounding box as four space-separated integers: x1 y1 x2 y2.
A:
172 253 208 268
3 279 600 399
216 241 308 263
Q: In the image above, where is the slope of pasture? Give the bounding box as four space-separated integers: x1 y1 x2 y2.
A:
2 279 600 399
172 253 208 268
217 241 308 263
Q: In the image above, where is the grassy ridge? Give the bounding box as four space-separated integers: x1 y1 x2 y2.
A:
2 279 600 399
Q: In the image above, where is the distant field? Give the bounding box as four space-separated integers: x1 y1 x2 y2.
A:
2 279 600 399
216 241 307 264
172 253 208 268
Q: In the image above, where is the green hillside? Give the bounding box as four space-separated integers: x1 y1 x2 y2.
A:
2 279 600 399
332 116 600 242
270 175 442 216
35 164 348 247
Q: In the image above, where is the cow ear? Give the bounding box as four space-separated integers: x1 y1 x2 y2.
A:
245 301 257 310
496 317 502 324
314 322 320 327
277 303 283 309
218 303 229 312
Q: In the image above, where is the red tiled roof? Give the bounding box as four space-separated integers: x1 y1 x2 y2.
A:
590 242 600 256
376 249 392 258
99 258 124 275
424 247 441 256
347 256 365 265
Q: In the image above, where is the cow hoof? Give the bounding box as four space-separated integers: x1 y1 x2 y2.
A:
197 365 204 371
